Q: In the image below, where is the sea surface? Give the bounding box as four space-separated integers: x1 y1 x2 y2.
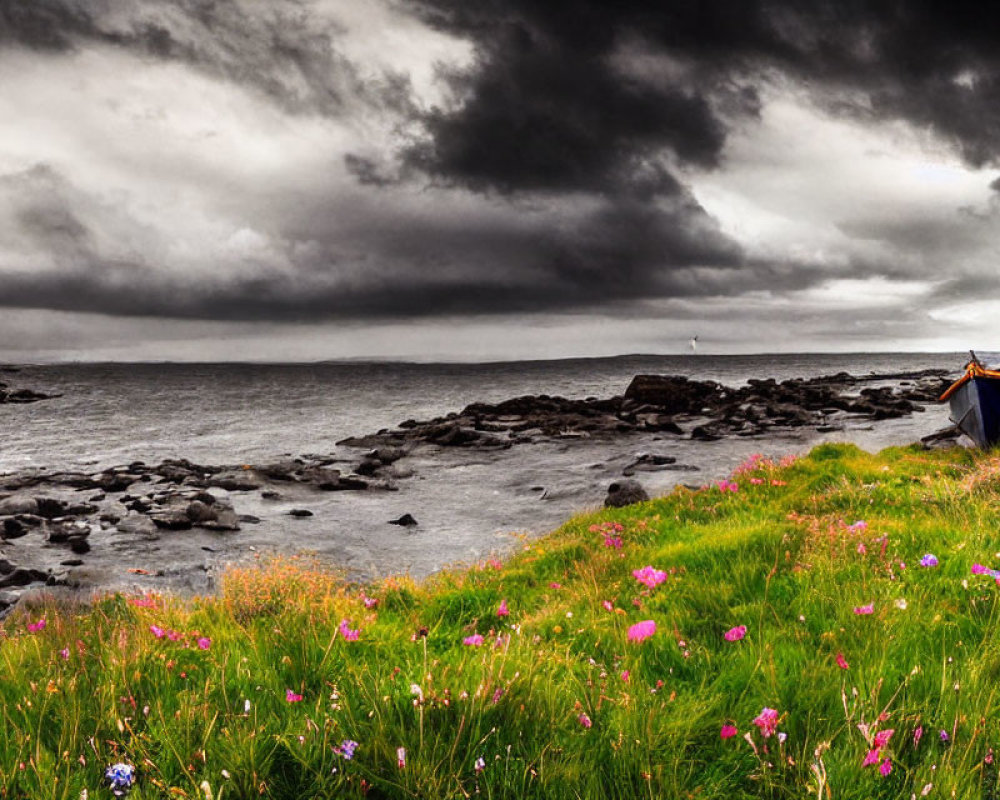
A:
0 353 967 584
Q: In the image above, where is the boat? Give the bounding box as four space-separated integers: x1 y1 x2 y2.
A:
939 351 1000 447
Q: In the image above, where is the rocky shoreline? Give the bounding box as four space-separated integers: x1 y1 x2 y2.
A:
0 368 59 404
0 368 957 616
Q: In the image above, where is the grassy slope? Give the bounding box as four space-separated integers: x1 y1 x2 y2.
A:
3 443 1000 799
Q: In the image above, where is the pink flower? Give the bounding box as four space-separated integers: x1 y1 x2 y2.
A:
549 582 562 589
497 599 509 617
749 478 764 485
627 620 656 643
836 652 849 670
285 689 303 702
338 620 360 641
753 707 779 738
720 724 738 739
197 637 211 650
620 670 630 682
578 713 592 729
857 542 867 555
724 625 747 642
602 600 614 612
632 566 668 588
862 749 880 767
59 647 70 660
149 625 166 639
879 759 892 777
463 634 484 647
167 629 182 641
716 480 739 493
397 747 406 768
853 604 874 615
363 596 379 609
873 729 894 749
848 520 868 532
26 618 46 633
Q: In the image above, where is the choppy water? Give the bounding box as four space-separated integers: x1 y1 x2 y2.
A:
0 353 965 583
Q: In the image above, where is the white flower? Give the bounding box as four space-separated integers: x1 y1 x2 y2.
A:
895 598 908 610
410 684 423 700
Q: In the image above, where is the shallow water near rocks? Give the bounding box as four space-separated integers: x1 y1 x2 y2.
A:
0 353 965 595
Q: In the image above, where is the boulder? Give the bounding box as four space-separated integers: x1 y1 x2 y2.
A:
604 480 649 508
0 497 38 516
388 513 418 527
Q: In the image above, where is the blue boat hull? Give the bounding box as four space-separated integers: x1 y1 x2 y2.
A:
948 376 1000 448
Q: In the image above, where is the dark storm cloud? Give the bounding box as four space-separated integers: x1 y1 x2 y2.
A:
5 0 1000 327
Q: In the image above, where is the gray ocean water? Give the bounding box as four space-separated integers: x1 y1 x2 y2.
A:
0 353 966 584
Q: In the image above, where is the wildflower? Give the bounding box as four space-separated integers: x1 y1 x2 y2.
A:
862 749 880 766
627 620 656 643
27 618 46 633
410 684 423 701
59 647 70 660
894 598 908 610
335 740 358 760
914 725 923 746
338 620 360 641
104 763 135 797
720 724 738 739
632 566 668 588
363 596 379 609
848 520 868 532
939 729 949 742
397 747 406 769
463 634 484 646
549 582 562 589
149 625 166 639
286 689 303 703
753 707 779 738
497 599 509 617
920 554 939 568
777 732 787 744
836 653 849 670
167 630 182 642
853 604 874 615
879 759 892 777
578 713 592 729
602 600 614 612
724 625 747 642
873 729 894 748
749 478 764 485
474 756 486 773
197 637 211 650
620 670 630 682
491 687 504 704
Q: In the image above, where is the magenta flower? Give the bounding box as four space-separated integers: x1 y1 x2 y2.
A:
914 725 923 746
497 599 509 617
853 604 874 615
26 618 46 633
753 707 779 738
632 566 668 588
939 729 949 742
724 625 747 642
716 480 739 493
463 634 484 647
602 600 614 612
879 759 892 777
549 582 562 589
627 620 656 643
397 747 406 768
577 713 592 729
149 624 166 639
59 647 70 660
720 724 738 739
197 637 211 650
167 630 182 642
338 620 360 641
620 670 630 682
862 749 880 767
920 554 938 568
363 596 379 609
836 652 849 670
285 689 303 702
873 729 894 749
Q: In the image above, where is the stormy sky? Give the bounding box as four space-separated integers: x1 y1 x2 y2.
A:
2 0 1000 361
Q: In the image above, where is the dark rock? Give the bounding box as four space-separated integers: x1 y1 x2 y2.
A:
604 479 649 508
88 493 106 502
150 511 194 530
60 559 85 566
185 500 218 524
0 567 48 588
690 426 722 441
389 513 418 527
288 508 313 517
206 471 262 492
261 490 283 500
200 509 240 531
35 497 67 519
70 539 91 554
238 514 261 524
2 518 27 539
0 497 38 516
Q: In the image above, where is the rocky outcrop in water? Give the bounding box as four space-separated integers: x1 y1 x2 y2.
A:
337 369 952 451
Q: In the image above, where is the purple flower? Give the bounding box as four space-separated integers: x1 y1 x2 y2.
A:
627 620 656 643
463 634 484 647
335 739 358 760
920 554 939 568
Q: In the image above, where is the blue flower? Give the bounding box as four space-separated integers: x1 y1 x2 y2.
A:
920 554 939 568
104 763 135 797
335 740 359 760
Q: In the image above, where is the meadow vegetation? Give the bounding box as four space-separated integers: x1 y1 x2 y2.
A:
3 442 1000 798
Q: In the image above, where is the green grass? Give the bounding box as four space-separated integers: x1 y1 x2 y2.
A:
7 443 1000 798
